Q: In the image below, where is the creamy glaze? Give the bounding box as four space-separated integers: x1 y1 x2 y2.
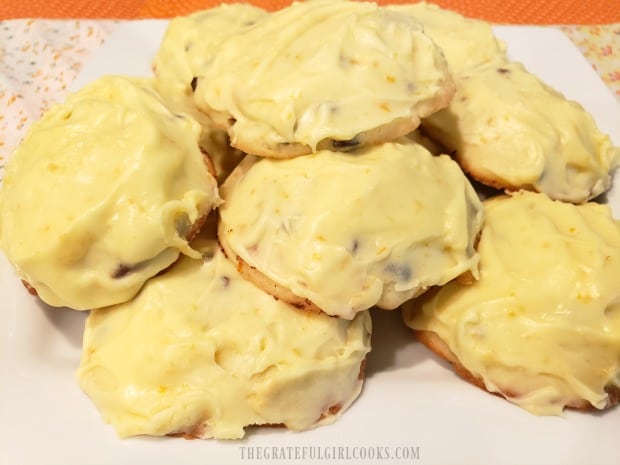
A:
153 3 268 123
193 0 453 153
388 2 507 76
219 139 484 319
423 62 620 203
403 191 620 415
153 3 268 183
77 222 371 439
0 76 220 310
153 4 261 183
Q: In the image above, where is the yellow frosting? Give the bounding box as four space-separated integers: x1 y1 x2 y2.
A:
193 0 453 152
219 139 484 319
423 62 620 203
388 2 507 76
153 5 258 184
0 76 220 310
77 222 371 439
153 3 268 123
403 191 620 415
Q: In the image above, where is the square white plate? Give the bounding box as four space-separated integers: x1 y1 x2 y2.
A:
2 20 620 465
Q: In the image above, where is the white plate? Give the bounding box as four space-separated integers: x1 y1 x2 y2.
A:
2 21 620 465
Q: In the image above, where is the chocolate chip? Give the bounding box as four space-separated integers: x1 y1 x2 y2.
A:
190 77 198 92
351 239 360 255
220 276 230 288
331 136 360 149
175 214 191 237
112 263 132 279
497 68 510 74
385 263 412 282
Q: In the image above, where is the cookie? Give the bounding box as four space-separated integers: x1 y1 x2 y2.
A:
77 217 371 439
412 329 619 411
388 1 507 76
218 139 484 319
0 76 220 310
403 191 620 415
152 4 264 182
422 62 620 203
192 0 455 158
152 3 268 125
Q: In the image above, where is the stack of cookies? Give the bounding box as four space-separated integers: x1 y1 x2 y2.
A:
0 0 619 440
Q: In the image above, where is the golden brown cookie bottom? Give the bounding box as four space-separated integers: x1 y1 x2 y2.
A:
413 329 619 412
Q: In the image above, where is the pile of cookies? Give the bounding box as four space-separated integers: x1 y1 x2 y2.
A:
0 0 619 440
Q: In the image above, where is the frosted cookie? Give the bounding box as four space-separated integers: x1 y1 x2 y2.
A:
153 3 268 125
218 139 484 319
403 191 620 415
423 62 620 203
192 0 455 158
388 1 507 76
77 221 371 440
152 4 263 182
0 76 220 310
